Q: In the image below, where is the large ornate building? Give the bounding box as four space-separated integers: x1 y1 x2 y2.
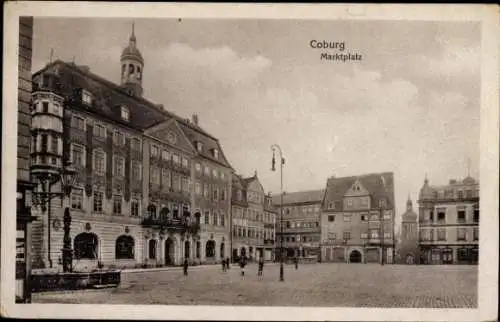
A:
397 196 419 264
230 172 276 262
29 26 233 270
418 176 479 265
273 190 324 262
320 173 395 264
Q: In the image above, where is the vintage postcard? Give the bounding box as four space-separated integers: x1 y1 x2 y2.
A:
2 2 499 321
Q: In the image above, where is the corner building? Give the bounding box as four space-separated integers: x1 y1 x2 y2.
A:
29 27 232 270
273 190 324 262
321 173 396 264
230 172 276 262
418 176 479 264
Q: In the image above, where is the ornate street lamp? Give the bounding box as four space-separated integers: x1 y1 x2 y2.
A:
271 144 285 282
31 161 76 270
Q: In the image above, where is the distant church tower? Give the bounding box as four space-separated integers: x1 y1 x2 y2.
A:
120 23 144 97
399 194 419 264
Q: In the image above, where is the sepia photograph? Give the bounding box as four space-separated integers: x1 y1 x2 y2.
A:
2 2 498 321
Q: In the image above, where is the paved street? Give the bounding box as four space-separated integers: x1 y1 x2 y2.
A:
32 263 477 308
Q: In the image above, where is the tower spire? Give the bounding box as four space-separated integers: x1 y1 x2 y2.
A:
130 22 136 43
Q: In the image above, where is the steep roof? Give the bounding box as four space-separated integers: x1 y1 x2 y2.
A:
323 172 395 210
272 189 325 206
33 60 233 169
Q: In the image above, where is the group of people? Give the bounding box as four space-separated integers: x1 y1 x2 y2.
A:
182 256 297 277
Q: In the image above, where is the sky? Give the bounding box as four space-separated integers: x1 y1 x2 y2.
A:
31 18 481 229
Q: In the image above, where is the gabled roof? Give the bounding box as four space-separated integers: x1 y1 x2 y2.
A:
323 172 395 210
272 189 325 206
33 60 233 169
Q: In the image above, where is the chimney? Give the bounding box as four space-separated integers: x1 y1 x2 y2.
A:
192 114 199 126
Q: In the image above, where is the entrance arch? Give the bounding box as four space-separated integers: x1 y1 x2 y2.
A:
349 250 362 263
206 240 216 258
165 238 175 265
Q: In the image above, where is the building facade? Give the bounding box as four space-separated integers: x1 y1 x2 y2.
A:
418 176 479 265
397 196 419 264
230 172 276 262
29 26 232 271
273 190 324 262
321 173 396 264
16 16 37 302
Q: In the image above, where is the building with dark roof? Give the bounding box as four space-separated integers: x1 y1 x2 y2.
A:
417 176 479 265
272 189 324 262
397 196 419 264
29 25 233 270
320 172 396 264
231 172 276 262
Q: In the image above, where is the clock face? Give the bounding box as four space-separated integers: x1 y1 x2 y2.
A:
167 131 177 144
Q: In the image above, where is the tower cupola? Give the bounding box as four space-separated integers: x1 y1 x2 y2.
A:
120 23 144 97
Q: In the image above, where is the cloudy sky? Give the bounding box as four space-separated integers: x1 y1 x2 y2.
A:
32 18 480 227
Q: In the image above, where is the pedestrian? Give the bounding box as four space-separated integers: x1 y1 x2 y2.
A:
240 256 246 277
226 257 230 270
183 257 189 276
257 257 264 276
294 256 298 270
221 258 226 272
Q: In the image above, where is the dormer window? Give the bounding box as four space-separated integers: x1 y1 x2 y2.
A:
81 90 92 106
379 199 386 208
196 141 203 152
121 106 130 121
213 148 219 159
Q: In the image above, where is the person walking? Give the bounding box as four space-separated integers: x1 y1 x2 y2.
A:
221 258 226 272
226 257 230 270
183 257 189 276
294 256 299 270
257 257 264 276
240 256 246 277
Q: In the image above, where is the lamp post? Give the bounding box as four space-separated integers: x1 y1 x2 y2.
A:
31 161 76 270
271 144 285 282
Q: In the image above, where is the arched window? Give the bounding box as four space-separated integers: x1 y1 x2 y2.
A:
129 64 134 74
194 212 201 225
122 64 126 76
74 233 98 259
149 239 157 259
137 66 141 80
115 235 135 259
147 204 157 218
206 240 216 258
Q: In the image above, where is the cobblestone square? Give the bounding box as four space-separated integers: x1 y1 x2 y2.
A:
32 263 477 308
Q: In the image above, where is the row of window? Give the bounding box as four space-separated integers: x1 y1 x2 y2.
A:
32 133 61 155
325 230 392 241
419 227 479 241
194 181 228 201
151 145 190 168
421 209 480 223
31 100 63 117
231 207 276 223
195 162 226 181
327 198 387 210
232 225 274 239
430 188 479 200
70 189 141 216
150 166 191 193
285 221 319 229
71 115 139 149
281 204 321 214
278 235 321 243
327 212 392 223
